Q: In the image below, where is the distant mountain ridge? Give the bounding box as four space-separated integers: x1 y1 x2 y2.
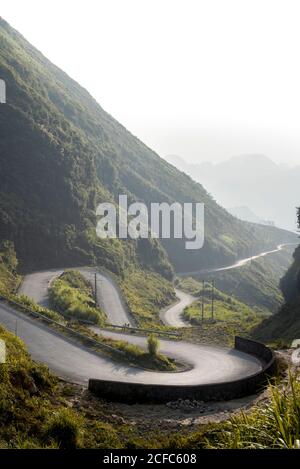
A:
227 206 275 226
0 17 297 277
165 154 299 232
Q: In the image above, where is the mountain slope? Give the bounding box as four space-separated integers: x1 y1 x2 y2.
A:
253 240 300 343
0 17 297 277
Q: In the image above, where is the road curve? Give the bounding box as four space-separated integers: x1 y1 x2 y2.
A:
178 243 299 277
19 267 133 327
160 289 196 327
0 300 262 386
19 267 189 329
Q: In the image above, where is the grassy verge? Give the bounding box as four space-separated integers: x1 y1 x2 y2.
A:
49 270 106 325
96 333 178 372
0 324 125 448
120 269 176 328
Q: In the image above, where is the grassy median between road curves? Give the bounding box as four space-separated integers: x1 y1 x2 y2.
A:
48 270 107 325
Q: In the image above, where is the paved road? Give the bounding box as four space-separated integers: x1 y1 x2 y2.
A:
19 267 133 327
178 243 298 277
0 300 262 386
160 289 196 327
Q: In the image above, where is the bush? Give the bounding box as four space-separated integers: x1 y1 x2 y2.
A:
44 408 83 449
147 334 159 357
49 273 106 325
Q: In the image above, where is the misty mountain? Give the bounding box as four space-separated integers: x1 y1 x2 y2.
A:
165 154 299 232
227 206 274 226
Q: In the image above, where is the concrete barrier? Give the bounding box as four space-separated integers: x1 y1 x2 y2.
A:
88 336 276 403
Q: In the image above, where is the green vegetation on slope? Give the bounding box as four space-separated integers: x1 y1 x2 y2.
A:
177 277 266 347
120 270 176 327
49 270 106 325
0 17 296 280
183 288 265 327
0 324 124 448
0 240 20 294
253 296 300 345
253 259 300 343
186 246 295 313
253 212 300 344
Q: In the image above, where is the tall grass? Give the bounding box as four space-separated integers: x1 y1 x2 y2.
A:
204 371 300 449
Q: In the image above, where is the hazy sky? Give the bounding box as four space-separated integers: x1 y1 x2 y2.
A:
2 0 300 165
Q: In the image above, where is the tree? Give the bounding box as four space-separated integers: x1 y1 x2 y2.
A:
147 334 159 357
0 240 18 271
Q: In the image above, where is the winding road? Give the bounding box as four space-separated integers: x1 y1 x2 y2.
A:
0 264 263 388
160 289 196 327
161 243 299 327
0 298 261 386
19 267 133 327
178 243 298 277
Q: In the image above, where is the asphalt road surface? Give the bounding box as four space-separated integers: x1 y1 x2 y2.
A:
160 289 196 327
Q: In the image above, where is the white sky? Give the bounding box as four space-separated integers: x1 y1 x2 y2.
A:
2 0 300 165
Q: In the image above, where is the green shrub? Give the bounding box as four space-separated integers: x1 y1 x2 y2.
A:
147 334 159 357
44 408 83 449
85 421 122 448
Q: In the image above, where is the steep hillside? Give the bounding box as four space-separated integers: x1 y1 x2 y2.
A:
192 245 295 313
0 17 296 278
253 238 300 343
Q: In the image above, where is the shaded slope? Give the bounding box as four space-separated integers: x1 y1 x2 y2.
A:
253 243 300 342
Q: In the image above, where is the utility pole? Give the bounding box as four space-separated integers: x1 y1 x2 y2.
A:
211 279 214 320
94 273 98 307
201 279 204 323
